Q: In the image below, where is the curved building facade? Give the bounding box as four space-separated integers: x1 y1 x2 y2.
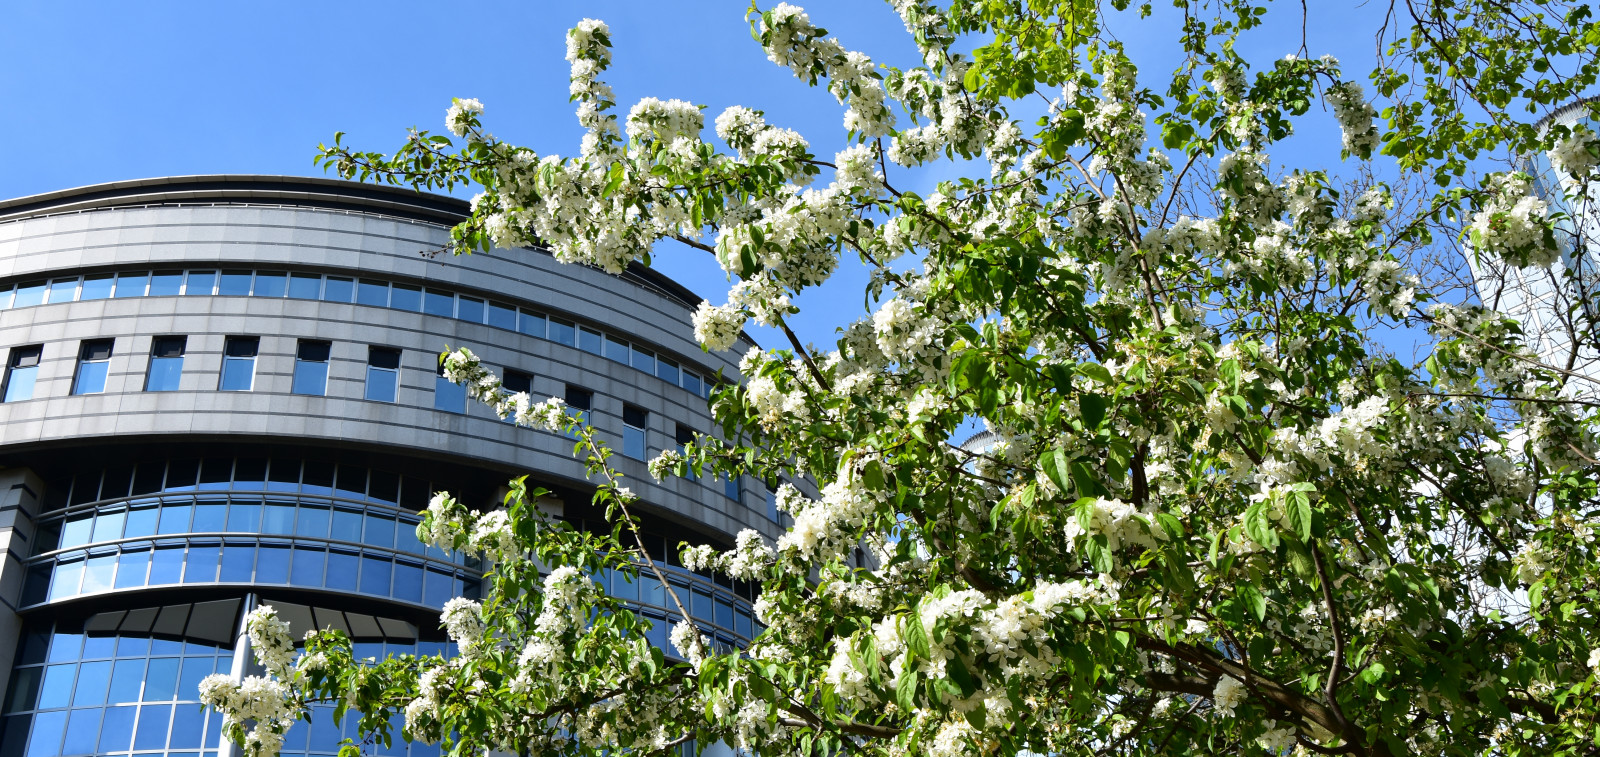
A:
0 176 774 757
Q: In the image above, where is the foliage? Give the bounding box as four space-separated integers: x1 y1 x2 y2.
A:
208 1 1600 755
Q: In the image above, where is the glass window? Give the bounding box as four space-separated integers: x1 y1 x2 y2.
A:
360 554 392 596
72 340 113 395
114 549 150 589
257 544 290 583
92 510 125 542
147 271 183 296
368 470 399 503
4 345 43 402
503 369 532 396
266 458 299 492
657 357 680 387
682 370 703 397
623 405 648 460
124 507 158 538
302 460 335 493
220 545 255 582
234 458 267 489
107 659 145 704
45 278 78 304
291 546 325 586
394 560 424 602
79 274 114 301
0 284 10 309
192 499 226 527
28 709 66 755
579 327 603 355
183 544 219 582
184 270 216 296
356 279 388 307
548 317 575 346
157 504 191 534
60 516 93 549
323 276 355 303
261 504 295 535
12 280 45 307
133 703 171 750
295 506 330 538
292 340 331 396
423 289 454 318
253 271 287 298
725 475 742 503
149 546 184 584
390 283 422 312
326 550 359 591
145 337 186 392
287 273 321 300
331 508 362 541
631 345 655 375
220 336 258 391
564 385 591 426
218 270 253 296
488 301 517 330
365 347 400 403
226 503 260 532
113 272 148 298
433 362 466 414
165 459 199 491
363 513 395 549
457 295 485 324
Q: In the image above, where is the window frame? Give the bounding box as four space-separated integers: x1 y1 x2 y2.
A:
365 346 401 403
144 337 187 393
4 344 44 402
72 339 115 396
219 336 259 392
291 340 332 397
622 405 649 460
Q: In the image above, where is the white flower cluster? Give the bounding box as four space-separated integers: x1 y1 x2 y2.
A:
247 605 295 677
445 98 483 138
1063 498 1166 556
745 374 809 431
873 297 941 362
519 566 595 668
199 674 295 757
1468 173 1558 268
441 597 488 661
833 143 881 191
403 666 449 742
1513 542 1554 585
1549 128 1600 182
468 509 519 558
681 529 775 580
1359 256 1419 318
670 618 710 666
1324 81 1378 158
1212 674 1247 717
692 300 746 352
756 3 895 136
417 490 466 551
647 448 685 481
625 97 703 143
440 348 571 431
777 477 881 566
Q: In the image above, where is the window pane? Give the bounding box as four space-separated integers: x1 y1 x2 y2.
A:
143 657 179 701
182 545 219 582
26 710 66 757
184 270 216 296
257 545 290 583
356 279 388 307
226 503 260 532
0 285 10 309
124 507 158 537
45 278 78 304
296 506 330 538
218 270 253 296
657 357 680 386
368 471 399 503
147 271 182 296
579 327 602 355
145 357 183 392
393 561 424 602
81 554 115 593
4 365 37 402
133 703 172 750
363 513 394 549
79 275 114 301
631 345 655 374
220 545 255 582
323 276 354 303
91 510 124 542
253 271 287 298
359 554 392 595
290 547 324 586
457 296 485 324
682 371 702 396
149 547 184 584
107 659 145 704
99 706 137 752
287 273 321 300
624 426 646 460
191 502 226 530
423 289 454 318
292 359 328 396
234 457 267 488
330 508 362 542
113 272 149 298
503 370 532 395
326 550 358 591
434 375 466 414
488 302 517 330
71 661 111 706
390 283 422 312
114 549 149 588
365 366 397 402
424 568 455 607
49 560 82 600
157 504 191 534
72 360 109 395
261 504 295 535
220 356 254 391
11 281 45 308
548 317 574 345
60 516 92 548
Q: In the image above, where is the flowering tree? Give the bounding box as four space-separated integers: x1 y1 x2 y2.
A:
202 1 1600 756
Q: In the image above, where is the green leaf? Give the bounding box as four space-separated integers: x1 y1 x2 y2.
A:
1284 487 1313 542
1237 584 1267 622
1243 502 1279 551
1079 393 1108 429
1041 447 1073 493
895 666 919 712
1077 362 1114 385
904 612 931 661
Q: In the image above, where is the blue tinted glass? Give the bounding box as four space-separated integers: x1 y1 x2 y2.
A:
168 704 207 749
184 270 216 295
91 511 124 542
133 703 172 749
390 284 422 312
253 271 287 297
717 597 734 628
79 275 113 301
220 545 255 582
113 272 148 298
322 277 354 303
624 426 646 460
12 282 45 308
72 356 109 395
226 503 259 532
99 705 137 751
48 633 82 664
71 661 111 706
157 504 191 534
25 710 65 757
114 549 150 589
309 705 342 747
433 376 466 414
356 279 388 307
359 555 391 595
149 546 184 584
191 503 226 532
80 554 115 594
657 358 680 386
145 356 183 391
282 711 310 753
262 504 295 535
182 545 219 583
45 278 78 304
291 360 328 396
287 273 321 300
49 560 82 600
331 509 362 542
737 609 753 638
257 545 290 583
290 547 324 586
395 519 424 555
4 365 37 402
579 327 602 354
143 658 179 701
457 296 485 324
423 289 454 317
424 568 454 607
177 661 212 706
38 664 74 709
365 366 397 402
148 272 182 296
108 659 145 704
682 371 702 396
631 345 655 374
219 356 254 391
59 517 92 549
549 318 574 345
115 635 149 657
296 507 329 538
124 506 158 538
81 634 114 659
218 271 253 296
326 551 359 591
393 561 423 603
363 514 394 548
488 302 516 330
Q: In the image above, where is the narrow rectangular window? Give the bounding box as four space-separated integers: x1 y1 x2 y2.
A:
287 273 321 300
457 296 485 324
423 289 454 318
184 270 217 296
4 345 43 402
292 340 331 396
79 274 114 301
549 317 575 346
564 385 592 429
623 406 648 460
366 347 401 402
488 302 517 330
146 337 186 392
218 271 253 296
356 279 389 308
578 327 603 355
72 340 114 395
46 277 79 304
502 370 533 423
219 337 259 392
724 474 742 503
253 271 287 298
604 335 629 364
147 271 183 296
434 360 466 414
113 272 148 298
323 276 355 303
12 281 46 307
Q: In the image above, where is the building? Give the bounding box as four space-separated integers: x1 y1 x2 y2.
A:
1470 98 1600 392
0 176 776 757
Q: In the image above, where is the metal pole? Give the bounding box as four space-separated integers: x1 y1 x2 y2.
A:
218 592 257 757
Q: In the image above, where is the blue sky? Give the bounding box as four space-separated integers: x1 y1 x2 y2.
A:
0 1 1410 351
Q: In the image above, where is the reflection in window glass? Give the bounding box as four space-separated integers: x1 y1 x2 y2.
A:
91 510 124 542
287 273 321 300
488 301 517 330
356 279 388 307
292 340 331 396
12 281 45 308
148 271 183 296
323 276 355 303
631 345 655 374
548 317 575 346
72 340 114 395
114 549 150 588
45 278 78 304
145 337 186 392
365 347 400 403
457 296 485 324
79 274 114 300
657 357 680 387
423 289 454 318
113 272 148 298
5 345 43 402
390 283 422 312
623 406 648 460
218 270 253 296
579 327 603 355
434 364 466 414
124 507 158 538
253 271 287 298
220 336 258 392
184 270 217 296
